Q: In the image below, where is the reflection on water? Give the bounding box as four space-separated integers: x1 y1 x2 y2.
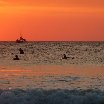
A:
0 65 104 90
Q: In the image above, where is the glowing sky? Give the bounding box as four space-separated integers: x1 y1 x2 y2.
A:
0 0 104 41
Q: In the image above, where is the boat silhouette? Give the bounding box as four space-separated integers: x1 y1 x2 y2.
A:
16 36 27 43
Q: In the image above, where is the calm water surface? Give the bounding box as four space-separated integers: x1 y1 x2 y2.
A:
0 65 104 90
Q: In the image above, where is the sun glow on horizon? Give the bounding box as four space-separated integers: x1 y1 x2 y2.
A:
0 0 104 41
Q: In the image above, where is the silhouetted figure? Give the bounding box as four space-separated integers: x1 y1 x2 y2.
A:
62 54 68 59
19 48 24 54
20 36 26 41
13 55 20 60
20 36 24 40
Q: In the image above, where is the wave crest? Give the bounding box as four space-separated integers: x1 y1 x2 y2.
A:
0 89 104 104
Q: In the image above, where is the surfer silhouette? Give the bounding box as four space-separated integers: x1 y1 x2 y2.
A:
62 54 68 59
19 48 24 54
13 55 20 60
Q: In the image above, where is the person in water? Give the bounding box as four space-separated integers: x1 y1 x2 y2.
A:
62 54 68 59
62 54 75 59
13 55 20 60
19 48 24 54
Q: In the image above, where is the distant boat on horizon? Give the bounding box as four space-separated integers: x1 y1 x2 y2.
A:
16 36 27 43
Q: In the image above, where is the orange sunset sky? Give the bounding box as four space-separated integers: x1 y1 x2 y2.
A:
0 0 104 41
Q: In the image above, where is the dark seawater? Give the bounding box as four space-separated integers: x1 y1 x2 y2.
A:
0 89 104 104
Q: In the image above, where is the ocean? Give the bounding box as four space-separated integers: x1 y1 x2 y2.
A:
0 41 104 104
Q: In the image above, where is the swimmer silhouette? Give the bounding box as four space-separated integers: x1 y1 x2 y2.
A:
13 55 20 60
19 48 24 54
62 54 68 59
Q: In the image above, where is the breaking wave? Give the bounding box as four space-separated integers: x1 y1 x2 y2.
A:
0 89 104 104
